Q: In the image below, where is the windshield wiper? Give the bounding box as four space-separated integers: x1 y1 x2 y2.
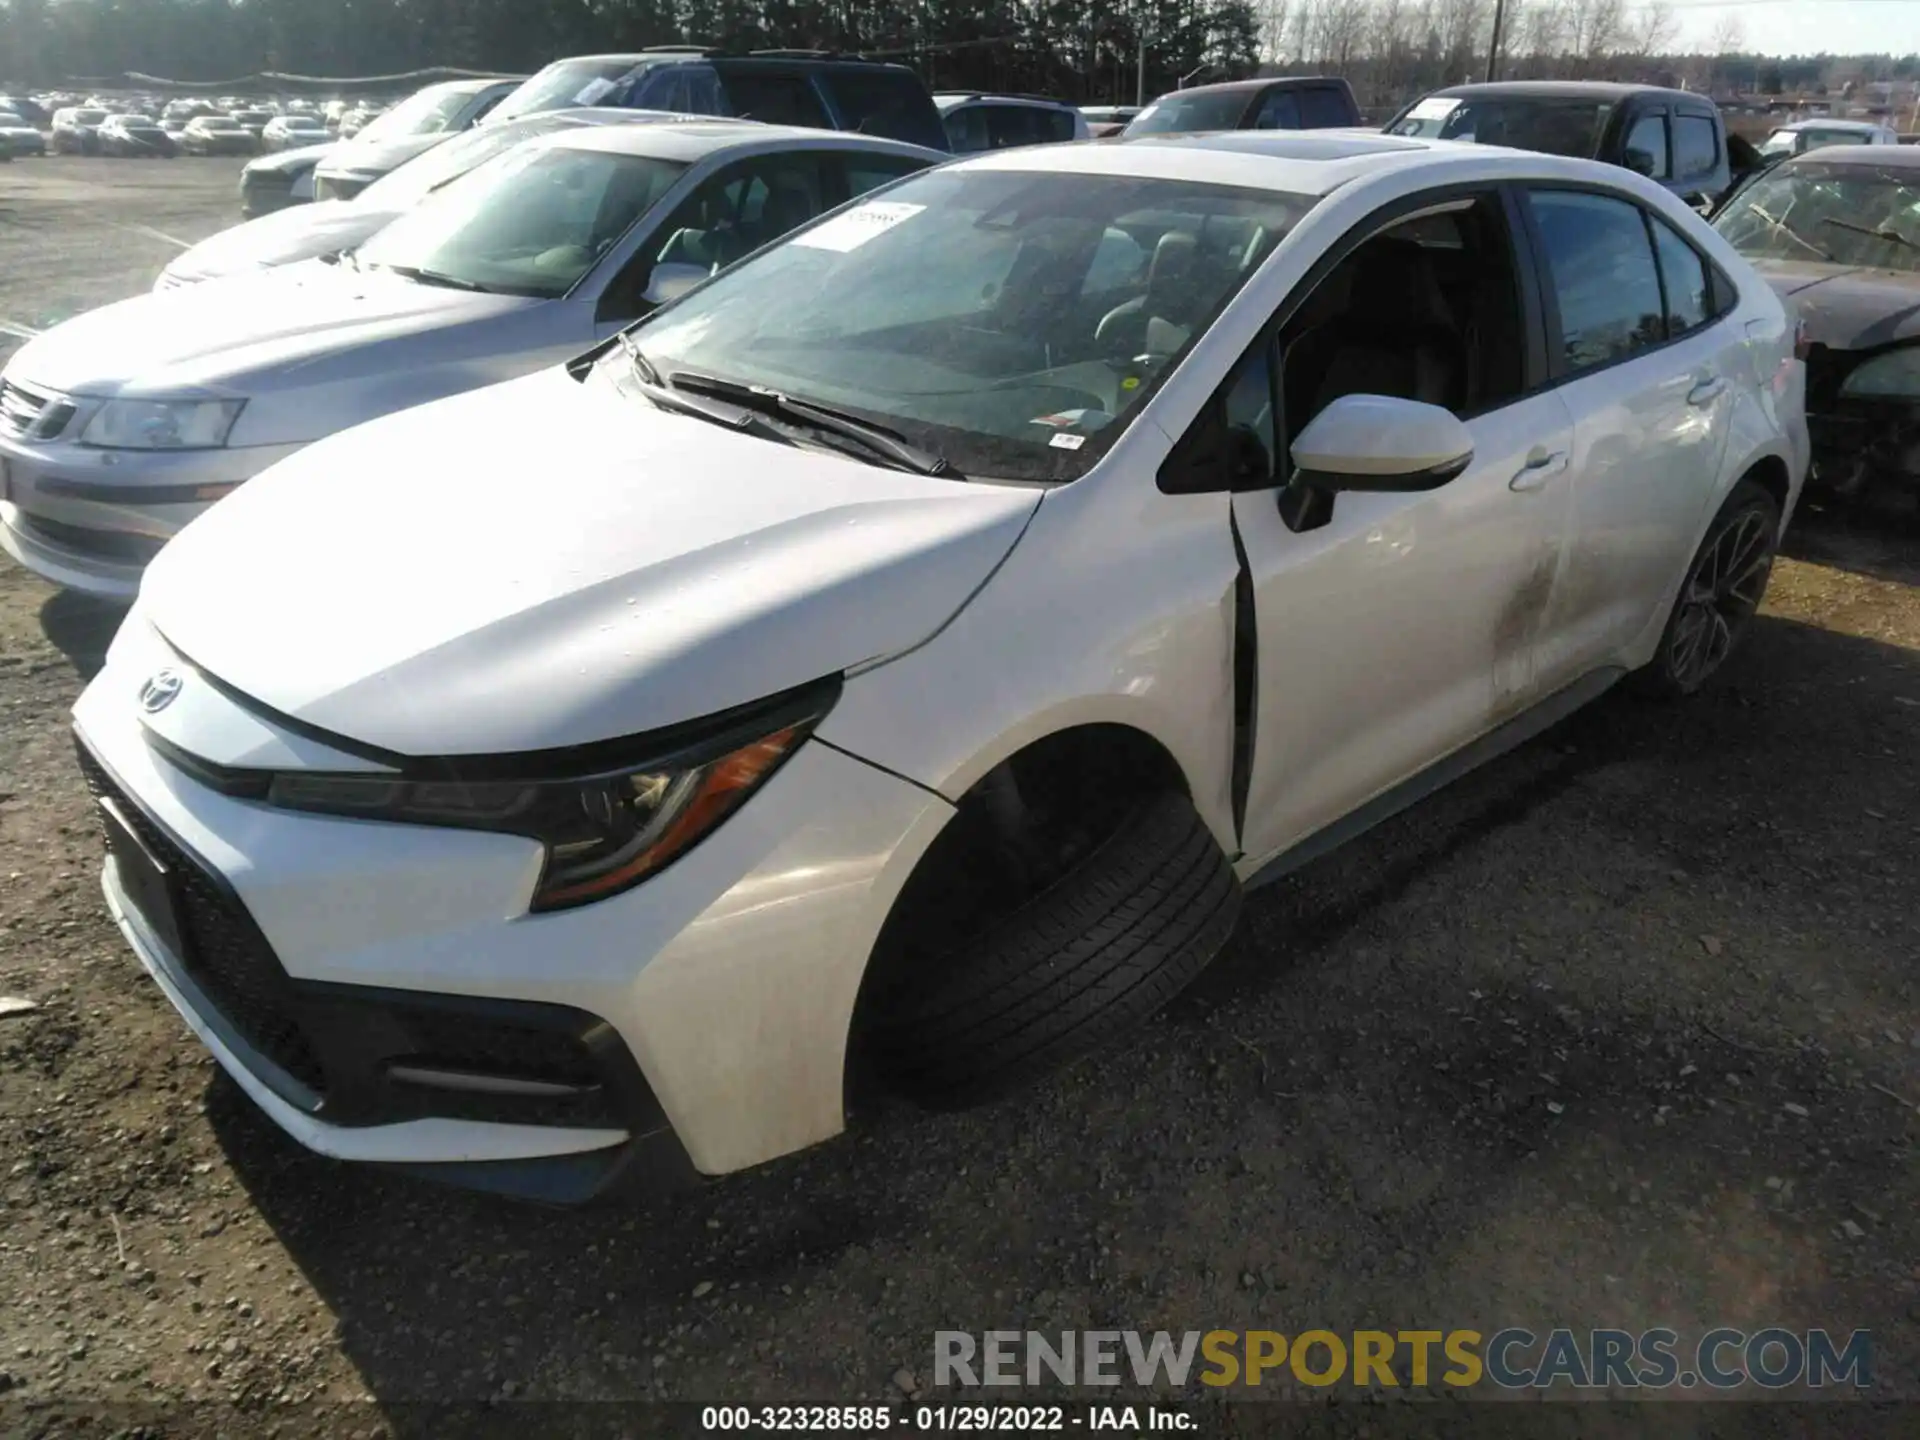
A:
617 335 793 440
1821 216 1920 254
1750 203 1835 262
666 369 961 478
376 262 491 293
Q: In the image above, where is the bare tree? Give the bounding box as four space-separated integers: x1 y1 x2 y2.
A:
1626 0 1677 56
1256 0 1292 61
1705 12 1745 56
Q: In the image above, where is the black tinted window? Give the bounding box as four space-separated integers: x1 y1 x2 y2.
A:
1528 190 1667 373
1253 91 1302 130
721 72 831 129
819 70 945 150
1222 344 1277 487
844 154 931 199
1650 218 1711 336
1624 113 1670 179
1298 88 1352 128
985 106 1038 149
1674 115 1719 180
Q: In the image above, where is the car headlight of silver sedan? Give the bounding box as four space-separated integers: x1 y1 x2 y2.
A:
79 397 246 451
1839 348 1920 401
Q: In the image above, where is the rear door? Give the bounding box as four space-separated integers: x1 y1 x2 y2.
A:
1521 187 1740 691
1298 86 1356 129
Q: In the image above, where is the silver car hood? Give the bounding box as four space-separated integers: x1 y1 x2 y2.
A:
8 262 538 397
320 131 449 175
160 203 401 286
140 368 1040 757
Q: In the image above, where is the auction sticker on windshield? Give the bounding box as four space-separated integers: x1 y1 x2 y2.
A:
1408 96 1461 121
793 201 925 253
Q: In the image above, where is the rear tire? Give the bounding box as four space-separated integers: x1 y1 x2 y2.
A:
1632 478 1781 699
869 788 1240 1106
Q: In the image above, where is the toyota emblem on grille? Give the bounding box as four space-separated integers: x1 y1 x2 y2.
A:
138 669 184 714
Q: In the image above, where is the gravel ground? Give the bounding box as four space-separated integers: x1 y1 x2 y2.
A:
1 158 1919 1429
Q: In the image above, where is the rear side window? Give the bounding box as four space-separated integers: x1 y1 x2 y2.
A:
843 153 931 199
819 69 946 151
1298 88 1352 128
1527 190 1667 373
1253 90 1302 130
720 72 831 129
986 106 1057 149
1674 115 1719 181
1649 217 1711 335
1624 113 1670 179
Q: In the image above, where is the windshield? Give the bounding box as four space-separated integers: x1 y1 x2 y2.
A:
624 168 1315 481
1714 162 1920 272
358 113 592 209
354 85 477 144
488 60 644 126
1389 95 1610 157
1763 127 1863 157
356 142 685 298
1122 91 1250 136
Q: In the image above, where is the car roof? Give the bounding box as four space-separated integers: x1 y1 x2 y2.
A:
1425 80 1699 105
951 129 1638 196
539 119 941 164
1774 118 1885 132
1781 142 1920 169
1155 77 1343 99
933 93 1076 111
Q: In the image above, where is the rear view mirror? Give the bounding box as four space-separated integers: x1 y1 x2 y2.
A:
1289 394 1473 493
642 261 709 308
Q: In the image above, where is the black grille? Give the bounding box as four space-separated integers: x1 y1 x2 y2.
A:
74 741 329 1094
16 514 166 564
1 380 72 440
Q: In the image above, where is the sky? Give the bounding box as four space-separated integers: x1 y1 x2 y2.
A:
1665 0 1920 58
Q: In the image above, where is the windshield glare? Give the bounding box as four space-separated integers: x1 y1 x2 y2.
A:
626 169 1315 481
1389 96 1610 157
488 60 643 126
356 143 685 298
355 86 476 144
359 115 586 209
1714 164 1920 272
1122 91 1250 136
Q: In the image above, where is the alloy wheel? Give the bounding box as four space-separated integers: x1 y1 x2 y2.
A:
1668 506 1775 689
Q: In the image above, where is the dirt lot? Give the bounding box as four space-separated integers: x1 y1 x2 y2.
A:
2 157 1919 1428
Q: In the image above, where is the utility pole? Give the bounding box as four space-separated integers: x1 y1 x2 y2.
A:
1137 21 1149 108
1486 0 1508 83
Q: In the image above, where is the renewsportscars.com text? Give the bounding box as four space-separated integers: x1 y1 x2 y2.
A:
933 1328 1872 1391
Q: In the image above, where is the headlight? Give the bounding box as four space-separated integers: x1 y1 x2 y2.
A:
1839 348 1920 401
80 397 245 450
252 688 832 912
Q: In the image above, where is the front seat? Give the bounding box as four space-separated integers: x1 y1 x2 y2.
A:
1095 231 1204 358
1283 236 1467 429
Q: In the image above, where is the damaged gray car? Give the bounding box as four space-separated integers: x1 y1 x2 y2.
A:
1714 144 1920 505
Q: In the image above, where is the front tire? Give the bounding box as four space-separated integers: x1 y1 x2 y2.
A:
1634 478 1780 698
867 789 1241 1105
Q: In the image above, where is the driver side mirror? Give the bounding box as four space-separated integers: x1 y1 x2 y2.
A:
1278 394 1473 530
642 261 710 308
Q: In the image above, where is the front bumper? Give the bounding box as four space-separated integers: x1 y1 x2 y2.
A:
72 619 954 1195
1806 402 1920 493
0 411 302 599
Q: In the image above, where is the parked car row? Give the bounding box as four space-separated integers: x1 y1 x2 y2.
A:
1 122 1817 1203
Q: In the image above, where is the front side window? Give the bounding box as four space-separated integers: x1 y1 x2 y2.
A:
647 155 831 278
1624 113 1670 179
1298 88 1352 128
1674 115 1719 181
625 169 1315 481
1527 190 1666 373
1253 91 1302 130
1713 162 1920 273
356 143 686 298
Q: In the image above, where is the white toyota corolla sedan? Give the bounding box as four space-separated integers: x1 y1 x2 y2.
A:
73 133 1808 1202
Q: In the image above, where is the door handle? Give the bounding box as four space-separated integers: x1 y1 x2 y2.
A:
1687 376 1727 407
1510 450 1568 493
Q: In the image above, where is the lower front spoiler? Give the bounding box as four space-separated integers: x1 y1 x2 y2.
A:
102 857 700 1205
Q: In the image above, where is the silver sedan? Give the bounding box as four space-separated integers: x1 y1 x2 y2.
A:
0 122 942 598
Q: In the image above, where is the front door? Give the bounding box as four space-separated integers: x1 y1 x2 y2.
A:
1227 192 1577 866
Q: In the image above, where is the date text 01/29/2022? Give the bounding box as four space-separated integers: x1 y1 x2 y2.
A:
700 1405 1191 1431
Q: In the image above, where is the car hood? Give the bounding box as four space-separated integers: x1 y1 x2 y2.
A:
1751 259 1920 349
160 203 400 285
7 262 535 395
140 368 1042 756
319 131 448 175
246 140 335 175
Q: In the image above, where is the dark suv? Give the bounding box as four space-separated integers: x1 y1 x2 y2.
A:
1120 77 1361 137
484 48 949 152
